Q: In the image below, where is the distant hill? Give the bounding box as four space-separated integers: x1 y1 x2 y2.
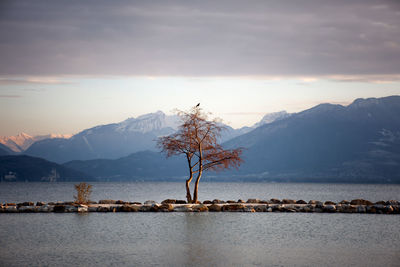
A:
64 150 187 181
63 96 400 183
0 143 14 156
0 155 94 182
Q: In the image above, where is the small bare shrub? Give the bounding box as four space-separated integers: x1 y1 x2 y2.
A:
74 182 92 204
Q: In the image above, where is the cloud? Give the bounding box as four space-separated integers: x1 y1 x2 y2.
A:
0 94 22 98
0 77 72 85
0 0 400 78
324 74 400 83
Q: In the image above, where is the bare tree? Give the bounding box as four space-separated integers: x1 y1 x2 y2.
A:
157 105 243 203
74 182 92 204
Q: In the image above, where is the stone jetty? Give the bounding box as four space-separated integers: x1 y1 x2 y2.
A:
1 199 399 214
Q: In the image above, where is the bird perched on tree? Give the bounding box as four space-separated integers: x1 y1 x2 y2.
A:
196 103 200 107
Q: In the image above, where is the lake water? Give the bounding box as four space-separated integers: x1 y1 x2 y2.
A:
1 182 400 266
1 182 400 203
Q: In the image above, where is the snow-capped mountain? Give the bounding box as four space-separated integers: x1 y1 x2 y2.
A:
24 109 295 163
0 132 71 152
115 111 180 134
25 111 181 163
253 111 291 128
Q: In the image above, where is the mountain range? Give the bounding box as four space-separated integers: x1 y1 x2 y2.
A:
64 96 400 183
223 96 400 183
1 96 400 183
21 110 288 163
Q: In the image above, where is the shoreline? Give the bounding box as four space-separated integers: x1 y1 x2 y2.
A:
1 198 399 214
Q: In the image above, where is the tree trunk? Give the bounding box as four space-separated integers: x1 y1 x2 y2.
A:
185 176 193 203
192 170 202 204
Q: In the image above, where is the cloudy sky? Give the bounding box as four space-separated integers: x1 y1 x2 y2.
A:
1 0 400 136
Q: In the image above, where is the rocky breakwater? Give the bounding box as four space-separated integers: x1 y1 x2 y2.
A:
1 199 399 214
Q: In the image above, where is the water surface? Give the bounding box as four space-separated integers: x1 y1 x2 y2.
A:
1 213 399 266
1 182 399 203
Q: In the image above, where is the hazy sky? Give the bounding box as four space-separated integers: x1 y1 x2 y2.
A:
1 0 400 136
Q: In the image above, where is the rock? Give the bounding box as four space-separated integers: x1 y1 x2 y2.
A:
356 205 366 213
392 206 400 214
161 199 176 204
65 205 78 212
36 202 46 206
222 204 245 212
259 200 269 204
99 200 117 204
267 207 273 212
285 208 297 212
269 198 281 204
208 204 222 212
175 200 187 204
323 205 336 212
98 206 111 212
385 205 394 214
302 206 312 212
37 205 51 212
366 206 377 213
159 203 174 212
339 200 350 204
77 205 88 212
203 200 212 204
237 199 245 203
150 204 160 212
375 201 386 205
139 205 152 212
144 200 157 205
270 205 282 212
53 205 66 212
116 200 127 204
5 206 18 212
296 200 307 204
212 199 225 204
341 204 357 213
88 206 98 212
247 199 260 203
282 199 296 204
174 205 193 212
308 200 322 205
193 204 208 212
119 205 139 212
350 199 373 206
385 200 399 205
18 206 35 212
17 202 34 207
243 206 256 212
254 205 267 212
324 201 336 205
227 200 236 203
6 203 16 206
